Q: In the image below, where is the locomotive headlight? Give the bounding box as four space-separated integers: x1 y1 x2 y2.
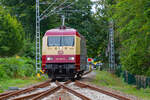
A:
47 57 53 61
68 57 75 60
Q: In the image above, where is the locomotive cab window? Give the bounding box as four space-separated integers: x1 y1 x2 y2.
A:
47 36 74 46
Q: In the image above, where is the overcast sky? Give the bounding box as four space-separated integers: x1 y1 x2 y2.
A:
91 0 99 13
91 0 99 1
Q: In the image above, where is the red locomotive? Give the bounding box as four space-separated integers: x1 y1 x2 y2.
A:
42 26 87 80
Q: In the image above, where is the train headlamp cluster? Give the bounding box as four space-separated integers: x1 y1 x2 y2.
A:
47 57 53 61
68 57 75 60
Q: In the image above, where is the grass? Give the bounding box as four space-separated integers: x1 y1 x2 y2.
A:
92 70 150 100
0 76 48 93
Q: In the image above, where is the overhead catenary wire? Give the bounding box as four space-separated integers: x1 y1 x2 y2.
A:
40 0 68 19
40 0 58 18
40 0 73 21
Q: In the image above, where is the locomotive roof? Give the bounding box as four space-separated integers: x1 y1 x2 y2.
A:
45 27 80 37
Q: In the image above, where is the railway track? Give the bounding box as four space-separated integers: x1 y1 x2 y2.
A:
0 71 131 100
0 81 131 100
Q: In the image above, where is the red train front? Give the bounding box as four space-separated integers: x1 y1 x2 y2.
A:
42 27 87 79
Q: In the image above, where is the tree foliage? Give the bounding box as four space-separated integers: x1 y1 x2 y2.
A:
0 57 35 79
106 0 150 76
0 0 109 59
0 6 24 57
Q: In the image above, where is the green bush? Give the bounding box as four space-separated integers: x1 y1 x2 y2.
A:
20 40 35 59
0 57 35 80
0 6 24 57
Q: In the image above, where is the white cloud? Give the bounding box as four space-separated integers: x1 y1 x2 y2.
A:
91 0 99 2
91 0 99 13
91 0 103 13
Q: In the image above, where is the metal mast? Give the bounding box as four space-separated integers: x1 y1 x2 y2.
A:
109 20 115 71
35 0 77 73
36 0 41 73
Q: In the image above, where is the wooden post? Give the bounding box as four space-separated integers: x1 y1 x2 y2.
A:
125 71 128 83
148 78 150 88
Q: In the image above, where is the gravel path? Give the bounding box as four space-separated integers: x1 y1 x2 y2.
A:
43 89 73 100
68 82 118 100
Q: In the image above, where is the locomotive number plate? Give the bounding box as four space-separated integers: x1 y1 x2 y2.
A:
58 50 64 55
56 58 65 60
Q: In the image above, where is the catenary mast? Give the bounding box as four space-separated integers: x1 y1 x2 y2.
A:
36 0 41 73
109 20 115 71
35 0 78 73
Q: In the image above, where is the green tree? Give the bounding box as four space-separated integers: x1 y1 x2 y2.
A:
107 0 150 76
65 0 109 59
0 0 109 59
0 6 24 57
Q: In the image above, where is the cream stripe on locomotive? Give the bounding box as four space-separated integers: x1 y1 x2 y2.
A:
42 35 80 55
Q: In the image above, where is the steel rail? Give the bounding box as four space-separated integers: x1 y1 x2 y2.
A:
55 81 91 100
0 91 14 97
11 80 72 100
82 70 92 76
32 86 61 100
75 81 131 100
64 80 72 85
34 82 50 88
0 88 35 99
12 91 45 100
33 79 51 88
0 80 51 99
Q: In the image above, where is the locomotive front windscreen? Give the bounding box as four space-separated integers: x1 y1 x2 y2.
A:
47 36 74 46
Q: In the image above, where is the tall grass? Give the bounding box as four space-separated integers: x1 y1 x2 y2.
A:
0 57 36 80
93 70 150 100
